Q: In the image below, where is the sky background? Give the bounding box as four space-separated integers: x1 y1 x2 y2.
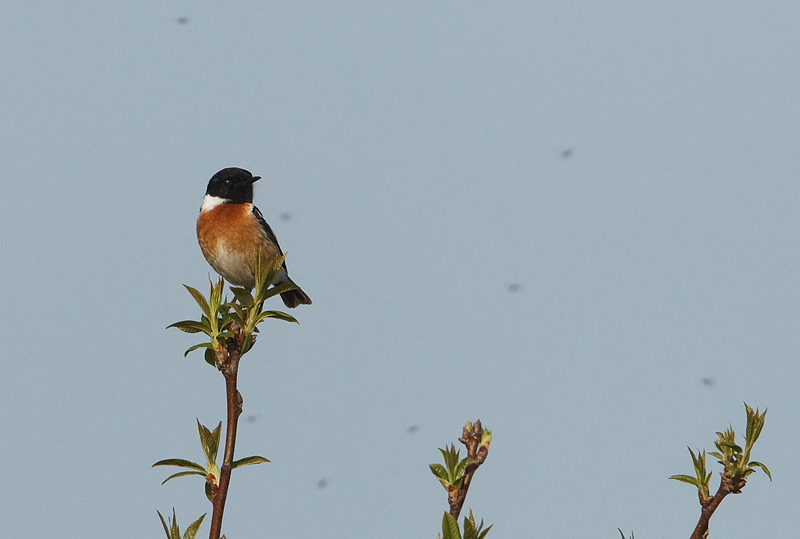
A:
1 1 799 537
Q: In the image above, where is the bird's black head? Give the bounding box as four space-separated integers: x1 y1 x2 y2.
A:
205 167 261 204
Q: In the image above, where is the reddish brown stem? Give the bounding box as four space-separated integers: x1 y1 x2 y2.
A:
208 334 244 539
448 420 490 521
689 470 746 539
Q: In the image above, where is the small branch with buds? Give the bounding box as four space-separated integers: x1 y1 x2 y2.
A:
430 420 493 539
689 469 747 539
670 403 770 539
208 323 246 539
448 421 491 520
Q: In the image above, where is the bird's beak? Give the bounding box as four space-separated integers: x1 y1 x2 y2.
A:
250 176 261 184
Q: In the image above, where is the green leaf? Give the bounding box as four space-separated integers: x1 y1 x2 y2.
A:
160 470 207 485
229 287 254 307
204 348 216 366
152 459 207 473
669 474 698 486
218 316 234 332
454 456 469 480
477 525 493 539
430 463 449 481
160 508 180 539
228 301 245 320
463 514 478 539
209 279 225 312
255 310 299 325
168 320 212 334
241 334 254 355
184 342 212 357
257 281 296 303
748 461 772 480
253 253 288 302
171 508 181 539
466 510 476 528
718 441 743 453
184 285 210 317
439 445 462 479
197 420 222 465
442 512 462 539
217 330 236 342
232 455 270 468
743 403 767 465
439 447 451 467
182 513 206 539
158 509 204 539
157 511 170 539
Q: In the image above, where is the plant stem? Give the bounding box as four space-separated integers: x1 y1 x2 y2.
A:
689 470 746 539
449 420 489 521
209 340 243 539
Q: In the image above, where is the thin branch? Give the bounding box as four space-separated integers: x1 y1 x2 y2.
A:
448 420 490 520
689 470 747 539
208 326 247 539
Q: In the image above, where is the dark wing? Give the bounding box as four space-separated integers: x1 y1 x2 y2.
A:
252 205 288 270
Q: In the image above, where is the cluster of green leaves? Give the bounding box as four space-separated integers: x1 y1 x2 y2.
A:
670 403 771 498
153 420 269 502
670 448 712 502
429 424 492 495
430 444 467 493
709 403 770 480
157 509 205 539
168 254 298 366
439 510 492 539
430 434 493 539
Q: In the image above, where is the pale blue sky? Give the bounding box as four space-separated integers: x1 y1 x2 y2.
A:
2 1 799 537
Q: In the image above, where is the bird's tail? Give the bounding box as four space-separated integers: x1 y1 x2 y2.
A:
280 285 312 308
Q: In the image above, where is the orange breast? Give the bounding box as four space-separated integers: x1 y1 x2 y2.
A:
196 204 281 288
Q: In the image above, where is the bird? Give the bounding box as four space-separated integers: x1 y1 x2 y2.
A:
196 167 312 308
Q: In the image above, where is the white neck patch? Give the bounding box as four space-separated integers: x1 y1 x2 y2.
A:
201 194 228 212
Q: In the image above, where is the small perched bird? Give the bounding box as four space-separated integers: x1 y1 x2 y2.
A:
196 167 312 308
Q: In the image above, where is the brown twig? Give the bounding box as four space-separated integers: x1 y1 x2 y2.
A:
208 325 247 539
448 420 490 520
689 470 747 539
